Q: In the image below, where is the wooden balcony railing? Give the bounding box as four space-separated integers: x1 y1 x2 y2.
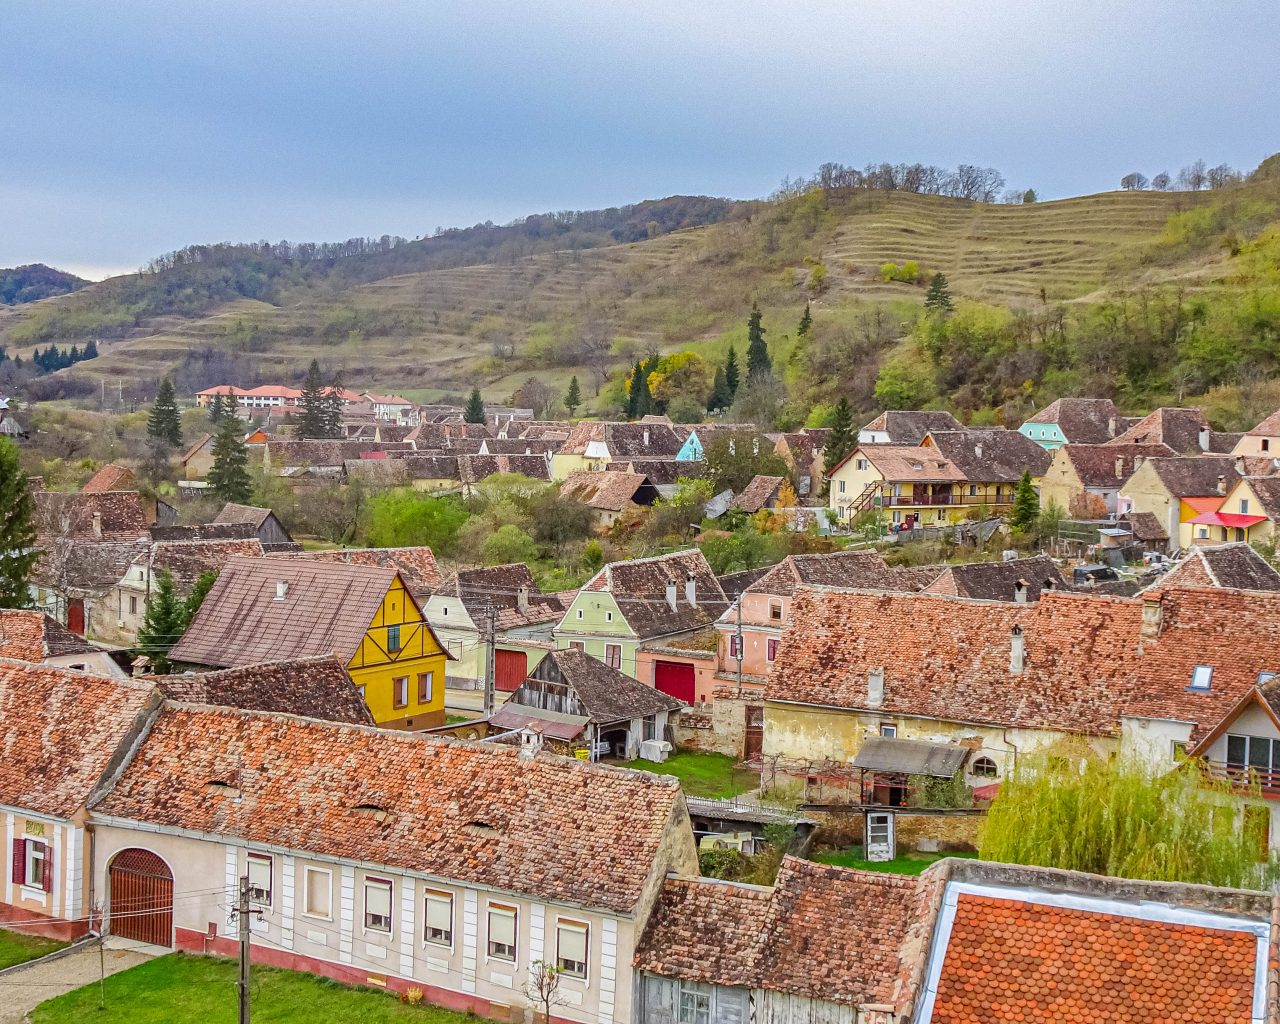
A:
1203 761 1280 797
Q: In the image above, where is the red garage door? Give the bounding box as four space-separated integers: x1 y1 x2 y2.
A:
495 649 528 692
654 660 695 704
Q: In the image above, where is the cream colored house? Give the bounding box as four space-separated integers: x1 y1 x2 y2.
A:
1117 456 1237 551
1232 409 1280 457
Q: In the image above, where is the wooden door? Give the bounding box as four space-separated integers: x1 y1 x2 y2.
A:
109 849 173 947
494 649 528 692
66 599 85 635
744 706 764 758
654 661 696 704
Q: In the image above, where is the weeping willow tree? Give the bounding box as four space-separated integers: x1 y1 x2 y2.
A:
980 745 1278 889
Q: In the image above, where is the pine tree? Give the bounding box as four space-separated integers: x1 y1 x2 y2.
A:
207 393 225 425
207 412 252 504
709 366 729 411
147 377 183 446
0 439 37 608
136 570 186 673
323 372 345 438
298 359 328 438
797 302 812 338
184 570 217 625
724 345 740 398
745 303 771 378
464 387 486 424
924 272 954 315
564 376 582 417
822 398 856 486
634 364 654 418
625 361 644 419
1010 469 1041 532
83 339 99 359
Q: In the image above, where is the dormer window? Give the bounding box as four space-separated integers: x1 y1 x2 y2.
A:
1189 665 1213 691
1259 671 1277 685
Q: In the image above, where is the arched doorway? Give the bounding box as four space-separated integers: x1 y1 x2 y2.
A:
108 849 174 947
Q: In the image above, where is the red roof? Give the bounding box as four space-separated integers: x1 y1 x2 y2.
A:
1190 511 1267 528
1184 495 1226 514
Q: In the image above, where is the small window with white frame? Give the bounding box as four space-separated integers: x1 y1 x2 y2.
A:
363 877 393 934
247 853 272 907
1190 665 1213 691
423 889 453 947
556 918 589 980
678 980 712 1024
879 723 897 737
23 839 49 891
487 902 518 962
302 866 331 919
642 715 657 742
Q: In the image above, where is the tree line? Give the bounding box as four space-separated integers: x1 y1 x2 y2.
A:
775 160 1012 204
1119 160 1245 193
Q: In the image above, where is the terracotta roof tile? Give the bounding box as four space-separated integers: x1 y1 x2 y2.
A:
920 556 1068 602
1107 407 1226 454
513 648 685 725
1023 398 1119 444
439 563 563 630
1059 443 1178 487
142 538 264 591
561 471 657 511
584 549 728 639
281 546 441 595
859 445 964 483
0 610 96 660
458 453 551 484
266 440 384 468
924 429 1052 481
81 464 136 493
732 475 785 513
860 411 964 444
211 503 278 530
35 491 150 542
743 551 938 599
1149 544 1280 593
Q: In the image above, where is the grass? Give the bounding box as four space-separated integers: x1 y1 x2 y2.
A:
31 952 472 1024
632 750 756 799
0 927 68 970
812 846 978 876
443 713 472 725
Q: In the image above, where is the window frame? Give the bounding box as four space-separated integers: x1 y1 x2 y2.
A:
363 876 394 935
423 888 454 949
768 602 782 622
486 902 519 963
392 676 409 709
970 756 998 778
246 852 273 907
24 839 49 892
1189 665 1213 691
677 980 712 1024
766 637 779 662
386 624 402 652
417 671 434 705
642 715 657 742
555 918 590 981
879 723 897 738
302 865 332 920
604 643 622 670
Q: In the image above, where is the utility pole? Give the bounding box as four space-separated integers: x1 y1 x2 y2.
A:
235 875 251 1024
483 599 497 718
734 597 744 697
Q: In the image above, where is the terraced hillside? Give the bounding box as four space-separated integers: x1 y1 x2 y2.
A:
0 186 1228 398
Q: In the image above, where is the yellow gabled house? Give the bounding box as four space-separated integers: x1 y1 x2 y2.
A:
170 556 451 729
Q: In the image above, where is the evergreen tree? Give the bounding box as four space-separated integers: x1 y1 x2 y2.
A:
207 412 252 504
464 387 486 424
83 339 98 359
745 302 771 378
184 570 217 624
1010 469 1041 532
625 361 644 419
207 393 225 425
797 302 812 338
0 439 37 608
68 344 80 363
136 570 185 673
709 366 730 411
634 363 654 418
724 345 740 399
564 376 582 416
822 398 856 488
924 272 954 315
322 372 345 438
298 359 328 438
147 377 183 446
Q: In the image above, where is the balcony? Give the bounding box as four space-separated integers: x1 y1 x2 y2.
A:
878 493 1014 508
1203 761 1280 798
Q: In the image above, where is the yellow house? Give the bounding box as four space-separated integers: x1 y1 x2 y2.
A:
826 444 964 527
170 556 451 729
1117 455 1237 551
1190 476 1280 546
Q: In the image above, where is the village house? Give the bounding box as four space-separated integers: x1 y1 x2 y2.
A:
606 460 698 500
1018 397 1123 449
282 546 442 599
196 384 364 410
264 439 387 477
170 557 451 729
395 454 463 492
635 630 721 709
856 410 962 446
211 502 295 547
1117 455 1240 551
554 422 687 479
86 704 699 1024
918 555 1068 602
561 471 661 527
826 445 965 528
1038 442 1176 516
1146 542 1280 593
729 475 789 515
672 424 756 463
478 437 564 457
0 663 158 939
81 463 136 493
1106 406 1240 455
773 428 830 500
1232 407 1280 457
361 391 417 423
1198 471 1280 545
920 427 1052 495
458 453 553 493
424 564 563 691
0 609 127 678
490 648 684 760
556 550 728 681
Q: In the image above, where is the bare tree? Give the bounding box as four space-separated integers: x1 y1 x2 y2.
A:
1177 160 1208 191
1207 163 1241 190
1151 171 1172 191
524 961 566 1024
1120 172 1149 191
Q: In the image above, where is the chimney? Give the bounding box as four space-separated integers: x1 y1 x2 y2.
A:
665 578 678 612
1198 426 1210 451
1043 577 1056 592
1014 579 1029 605
275 580 289 601
1010 626 1025 674
974 442 983 460
1115 456 1125 480
518 727 543 761
1108 416 1117 436
91 511 102 539
1141 596 1164 638
867 667 885 708
684 570 697 607
516 585 529 614
1236 455 1246 475
643 427 651 447
1217 474 1226 496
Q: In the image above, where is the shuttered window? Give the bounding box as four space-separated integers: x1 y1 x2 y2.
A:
364 877 393 933
556 919 588 980
487 902 517 961
13 838 52 893
393 677 409 709
417 672 434 704
424 889 453 946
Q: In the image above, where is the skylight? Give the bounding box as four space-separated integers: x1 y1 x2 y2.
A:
1189 665 1213 691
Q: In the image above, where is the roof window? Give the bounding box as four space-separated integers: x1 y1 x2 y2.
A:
1189 665 1213 691
274 581 288 600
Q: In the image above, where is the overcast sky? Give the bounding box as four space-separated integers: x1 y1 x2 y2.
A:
4 0 1276 279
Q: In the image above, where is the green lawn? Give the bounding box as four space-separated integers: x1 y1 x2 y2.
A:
0 927 67 970
812 846 978 876
632 750 756 799
31 953 474 1024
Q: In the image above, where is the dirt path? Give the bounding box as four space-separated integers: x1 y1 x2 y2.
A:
0 942 149 1024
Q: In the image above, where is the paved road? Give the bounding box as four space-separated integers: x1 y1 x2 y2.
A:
0 942 149 1023
443 686 512 717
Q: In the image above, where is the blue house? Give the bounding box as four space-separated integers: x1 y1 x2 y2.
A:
1018 397 1121 451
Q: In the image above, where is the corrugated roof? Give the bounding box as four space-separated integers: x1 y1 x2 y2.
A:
850 736 970 777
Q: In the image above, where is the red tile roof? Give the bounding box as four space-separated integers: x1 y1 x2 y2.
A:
731 475 785 514
91 704 688 913
281 546 441 595
81 464 136 493
1022 398 1119 444
0 610 96 660
1058 443 1178 487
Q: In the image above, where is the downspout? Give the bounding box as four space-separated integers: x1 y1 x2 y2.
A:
86 824 99 937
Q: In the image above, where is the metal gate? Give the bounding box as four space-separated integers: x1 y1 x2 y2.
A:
654 661 695 704
108 849 173 947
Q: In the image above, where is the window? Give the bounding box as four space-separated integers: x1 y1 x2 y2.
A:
769 602 782 621
838 480 847 494
1171 741 1188 763
393 677 409 709
17 839 50 892
556 919 589 980
604 644 622 670
1190 665 1213 691
364 877 393 933
968 484 978 497
879 724 897 737
129 595 138 615
766 638 779 662
971 756 998 778
356 684 367 701
569 641 585 652
423 889 453 946
576 609 584 620
1197 526 1209 539
387 624 401 652
643 715 657 742
487 902 517 961
856 459 868 471
605 611 613 622
417 672 434 704
247 853 272 906
678 981 711 1024
1265 439 1271 453
729 635 742 659
303 867 331 919
1241 499 1251 514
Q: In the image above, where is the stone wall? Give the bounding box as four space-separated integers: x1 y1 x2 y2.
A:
805 807 985 853
672 689 762 758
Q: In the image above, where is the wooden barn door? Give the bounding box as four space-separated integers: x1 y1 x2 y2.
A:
66 600 85 636
494 649 528 692
109 849 173 947
654 661 695 704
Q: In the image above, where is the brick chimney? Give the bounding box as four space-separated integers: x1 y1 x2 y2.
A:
867 667 885 708
91 512 102 539
1217 474 1227 496
516 585 529 615
1010 626 1025 674
1141 595 1164 638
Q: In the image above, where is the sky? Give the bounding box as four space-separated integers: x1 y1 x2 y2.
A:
3 0 1277 279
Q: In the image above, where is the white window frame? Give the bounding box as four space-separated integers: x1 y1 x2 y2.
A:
486 901 518 963
677 980 712 1024
25 840 48 891
363 877 394 935
302 866 332 920
642 715 657 742
879 723 897 737
556 918 589 982
423 888 454 949
247 852 273 907
393 676 409 709
1190 665 1213 691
